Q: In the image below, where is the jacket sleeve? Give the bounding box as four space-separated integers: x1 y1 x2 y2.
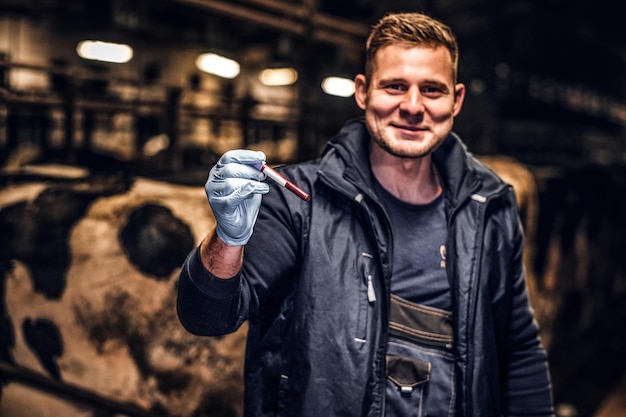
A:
177 176 303 336
177 246 246 336
502 205 555 416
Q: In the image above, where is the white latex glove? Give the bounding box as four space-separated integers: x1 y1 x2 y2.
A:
205 150 269 246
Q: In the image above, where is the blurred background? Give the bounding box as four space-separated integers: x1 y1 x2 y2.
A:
1 1 625 416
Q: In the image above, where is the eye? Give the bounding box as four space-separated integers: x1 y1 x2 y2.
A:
384 83 407 93
421 85 446 97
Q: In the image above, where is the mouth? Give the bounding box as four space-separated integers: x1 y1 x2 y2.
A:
392 123 428 133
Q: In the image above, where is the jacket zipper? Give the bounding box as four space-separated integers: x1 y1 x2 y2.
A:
454 185 511 416
367 274 377 303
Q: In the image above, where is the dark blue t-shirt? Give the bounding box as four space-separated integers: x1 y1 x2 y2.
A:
374 178 456 417
373 177 450 311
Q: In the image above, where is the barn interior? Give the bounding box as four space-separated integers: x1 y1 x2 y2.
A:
1 0 626 416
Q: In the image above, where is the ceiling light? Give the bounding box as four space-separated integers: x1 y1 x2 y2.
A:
76 40 133 64
195 53 240 79
259 67 298 86
321 76 355 97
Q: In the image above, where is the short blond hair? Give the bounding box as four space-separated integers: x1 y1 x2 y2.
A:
365 12 459 82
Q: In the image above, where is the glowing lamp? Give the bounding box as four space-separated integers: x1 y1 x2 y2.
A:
76 40 133 63
259 67 298 86
321 76 355 97
195 53 240 79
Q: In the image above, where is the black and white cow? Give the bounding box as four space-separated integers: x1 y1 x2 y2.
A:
0 166 245 417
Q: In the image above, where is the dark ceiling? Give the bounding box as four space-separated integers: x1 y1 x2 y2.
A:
1 0 624 98
1 0 625 166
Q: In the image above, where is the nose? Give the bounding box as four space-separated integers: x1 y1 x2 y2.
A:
399 88 425 116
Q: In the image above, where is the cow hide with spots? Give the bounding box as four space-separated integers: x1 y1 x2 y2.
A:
0 168 245 417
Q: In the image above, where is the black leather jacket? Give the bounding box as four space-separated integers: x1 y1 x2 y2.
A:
177 119 554 417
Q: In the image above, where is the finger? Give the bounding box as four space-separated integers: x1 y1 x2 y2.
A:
233 180 270 200
218 150 266 166
217 181 268 208
217 163 267 182
210 178 270 198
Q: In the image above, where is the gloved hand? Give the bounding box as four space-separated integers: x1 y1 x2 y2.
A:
206 150 270 246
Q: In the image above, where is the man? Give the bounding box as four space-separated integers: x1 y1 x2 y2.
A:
177 12 554 417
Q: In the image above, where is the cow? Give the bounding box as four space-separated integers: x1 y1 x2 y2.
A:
0 166 245 417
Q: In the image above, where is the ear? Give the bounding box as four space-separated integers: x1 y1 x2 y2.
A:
452 83 466 117
354 74 368 110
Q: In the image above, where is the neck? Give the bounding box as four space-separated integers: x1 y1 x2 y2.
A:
370 144 442 205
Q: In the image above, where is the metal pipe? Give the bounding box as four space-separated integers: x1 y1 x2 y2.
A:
171 0 308 36
0 360 161 417
169 0 368 49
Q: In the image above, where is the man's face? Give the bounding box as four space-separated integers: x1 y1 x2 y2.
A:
354 44 465 159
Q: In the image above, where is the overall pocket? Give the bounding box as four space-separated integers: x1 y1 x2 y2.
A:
385 354 431 417
385 295 456 417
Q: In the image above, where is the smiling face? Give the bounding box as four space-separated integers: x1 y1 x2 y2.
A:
354 43 466 159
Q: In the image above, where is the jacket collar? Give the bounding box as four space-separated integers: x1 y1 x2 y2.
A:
432 131 482 208
317 118 374 200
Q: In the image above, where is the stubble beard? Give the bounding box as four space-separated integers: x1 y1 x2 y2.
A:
371 126 445 159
